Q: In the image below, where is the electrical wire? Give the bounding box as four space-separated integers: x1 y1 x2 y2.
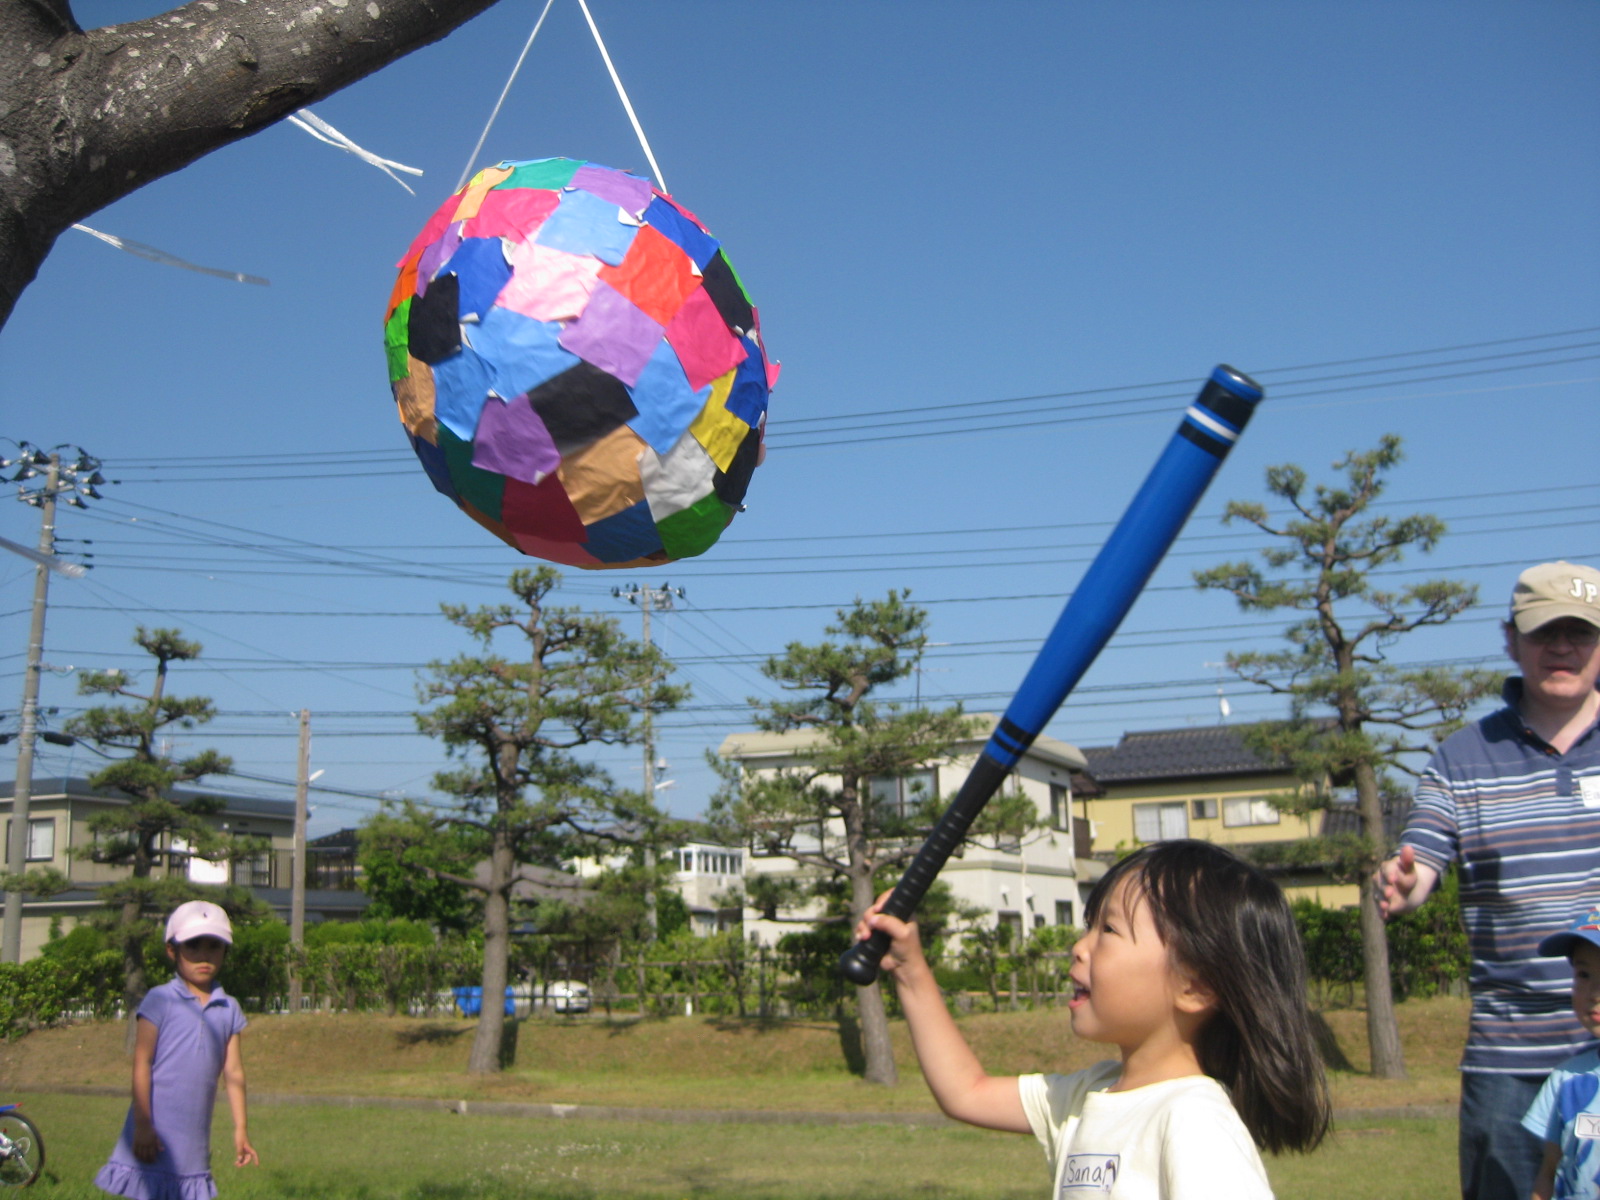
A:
94 328 1600 477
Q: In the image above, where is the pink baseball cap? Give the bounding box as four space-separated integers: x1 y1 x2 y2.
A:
165 900 233 945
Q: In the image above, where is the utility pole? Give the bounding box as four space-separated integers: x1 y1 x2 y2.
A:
2 444 104 963
288 709 310 1014
611 583 683 941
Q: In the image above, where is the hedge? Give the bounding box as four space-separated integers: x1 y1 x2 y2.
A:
0 888 1475 1034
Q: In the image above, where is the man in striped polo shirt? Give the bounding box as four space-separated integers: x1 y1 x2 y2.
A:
1378 561 1600 1200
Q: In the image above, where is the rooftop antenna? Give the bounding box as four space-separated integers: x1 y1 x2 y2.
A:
1204 662 1231 724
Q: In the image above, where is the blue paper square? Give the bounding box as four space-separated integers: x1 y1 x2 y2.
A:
582 499 664 563
535 189 639 266
440 238 513 321
644 197 719 268
431 346 495 442
469 307 581 401
626 340 711 455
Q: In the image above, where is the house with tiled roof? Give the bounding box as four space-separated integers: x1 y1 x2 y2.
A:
0 776 370 959
1079 724 1361 906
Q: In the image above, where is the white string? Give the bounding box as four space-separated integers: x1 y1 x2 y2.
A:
455 0 558 192
576 0 668 194
288 109 423 194
70 224 270 286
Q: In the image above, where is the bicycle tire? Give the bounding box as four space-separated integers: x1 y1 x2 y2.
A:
0 1112 43 1187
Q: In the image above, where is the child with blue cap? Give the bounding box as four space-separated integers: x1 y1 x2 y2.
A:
1524 906 1600 1200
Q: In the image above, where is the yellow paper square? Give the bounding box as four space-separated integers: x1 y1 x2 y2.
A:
688 370 745 471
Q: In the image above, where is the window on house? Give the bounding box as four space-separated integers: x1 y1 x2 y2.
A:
1132 802 1188 843
4 818 55 862
1049 783 1070 831
870 769 937 820
997 910 1024 941
309 849 357 889
28 818 53 861
1056 900 1075 927
1223 797 1281 827
1191 798 1218 821
231 853 272 888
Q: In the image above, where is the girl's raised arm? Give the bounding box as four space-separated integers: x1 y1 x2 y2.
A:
856 893 1030 1134
223 1033 258 1167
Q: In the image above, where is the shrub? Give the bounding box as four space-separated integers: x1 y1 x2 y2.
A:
228 919 290 1009
1292 874 1468 1003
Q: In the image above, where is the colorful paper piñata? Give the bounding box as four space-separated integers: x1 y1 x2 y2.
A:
385 158 777 568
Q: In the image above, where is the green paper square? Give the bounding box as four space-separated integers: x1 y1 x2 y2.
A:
494 159 583 191
384 299 412 382
656 493 732 560
720 252 753 304
439 427 505 521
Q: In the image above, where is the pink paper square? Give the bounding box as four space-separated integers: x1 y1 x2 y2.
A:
462 188 560 242
665 289 748 391
496 242 604 322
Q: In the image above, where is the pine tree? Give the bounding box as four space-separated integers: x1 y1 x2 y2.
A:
65 627 264 1019
413 567 685 1075
710 591 987 1085
1194 435 1498 1078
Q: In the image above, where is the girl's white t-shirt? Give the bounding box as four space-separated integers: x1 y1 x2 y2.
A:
1018 1062 1273 1200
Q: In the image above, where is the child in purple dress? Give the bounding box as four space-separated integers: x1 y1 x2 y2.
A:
95 901 258 1199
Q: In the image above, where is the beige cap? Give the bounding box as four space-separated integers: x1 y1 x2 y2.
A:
1510 561 1600 633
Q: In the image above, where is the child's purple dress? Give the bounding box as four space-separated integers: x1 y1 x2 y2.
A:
95 977 247 1200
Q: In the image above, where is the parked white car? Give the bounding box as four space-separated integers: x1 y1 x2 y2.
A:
538 979 591 1014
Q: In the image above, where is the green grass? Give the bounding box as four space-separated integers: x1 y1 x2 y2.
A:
2 997 1469 1196
0 997 1469 1113
14 1093 1455 1200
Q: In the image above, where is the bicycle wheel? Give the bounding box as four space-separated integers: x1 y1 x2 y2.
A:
0 1112 43 1187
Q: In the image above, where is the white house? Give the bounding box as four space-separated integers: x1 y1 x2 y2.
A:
671 841 745 935
717 714 1100 948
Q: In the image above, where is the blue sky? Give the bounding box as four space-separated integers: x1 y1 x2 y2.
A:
2 1 1596 836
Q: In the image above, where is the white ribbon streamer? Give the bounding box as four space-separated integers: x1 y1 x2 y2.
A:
289 108 424 195
0 535 86 579
69 224 270 286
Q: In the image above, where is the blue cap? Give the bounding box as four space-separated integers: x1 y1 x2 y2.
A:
1538 906 1600 958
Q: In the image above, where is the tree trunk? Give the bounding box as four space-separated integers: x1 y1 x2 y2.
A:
1354 760 1406 1079
119 839 155 1053
467 832 512 1075
120 890 148 1053
856 977 897 1085
850 867 897 1085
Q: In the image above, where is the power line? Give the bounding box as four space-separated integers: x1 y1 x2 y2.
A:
23 600 1517 674
99 326 1600 465
32 481 1593 567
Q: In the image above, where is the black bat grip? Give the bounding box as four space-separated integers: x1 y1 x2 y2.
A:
839 755 1013 985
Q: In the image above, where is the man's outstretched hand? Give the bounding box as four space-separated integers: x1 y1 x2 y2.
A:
1375 845 1438 919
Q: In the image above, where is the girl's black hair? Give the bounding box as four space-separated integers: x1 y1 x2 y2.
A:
1085 839 1331 1154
